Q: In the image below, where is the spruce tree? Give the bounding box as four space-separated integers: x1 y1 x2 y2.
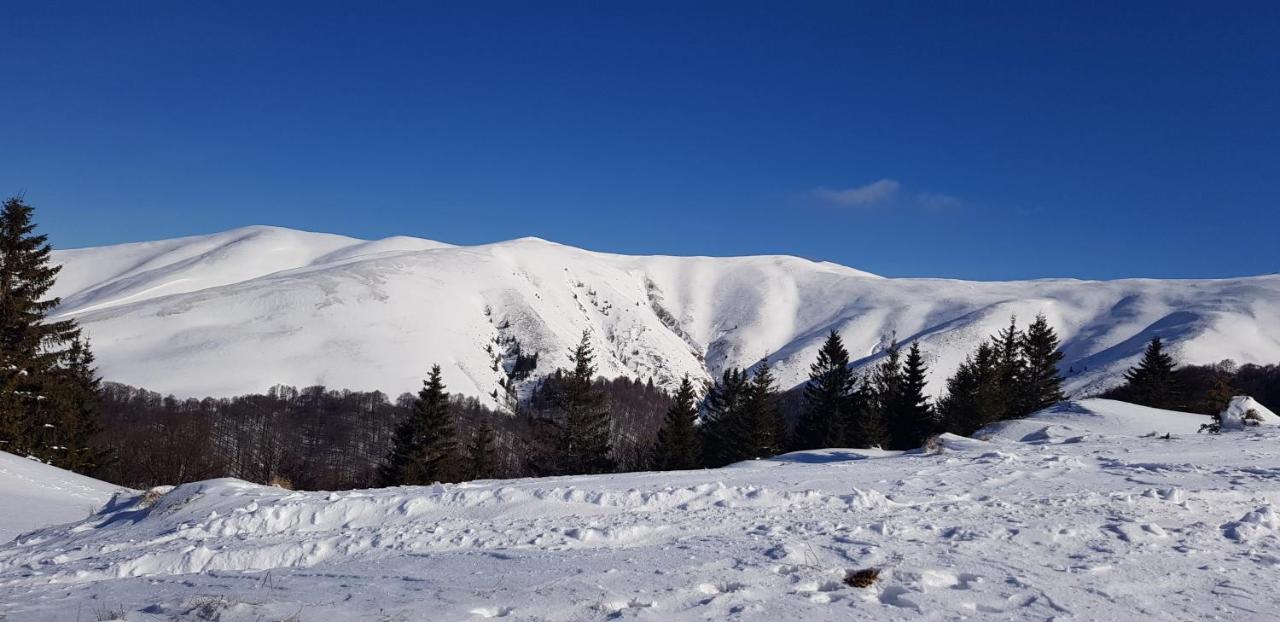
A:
742 360 787 458
698 367 748 467
891 341 935 449
550 331 614 474
46 337 107 473
379 365 458 485
1120 336 1180 409
0 197 88 463
463 422 498 480
1018 313 1065 415
650 376 701 470
796 331 853 450
870 339 904 448
991 315 1024 420
843 377 885 449
938 342 1004 435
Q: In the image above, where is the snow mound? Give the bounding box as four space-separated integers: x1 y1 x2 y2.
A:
0 451 128 543
979 398 1210 441
4 427 1280 620
1219 396 1280 430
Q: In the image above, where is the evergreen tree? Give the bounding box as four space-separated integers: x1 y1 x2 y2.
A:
990 316 1023 420
1119 336 1181 409
379 365 458 485
698 367 750 467
870 339 904 447
796 331 854 450
549 331 614 474
843 377 885 449
1018 313 1065 415
650 376 701 470
890 341 935 449
46 337 107 473
938 342 1004 435
741 360 787 458
0 197 87 463
463 422 498 480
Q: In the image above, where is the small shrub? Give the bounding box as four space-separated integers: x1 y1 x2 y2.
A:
268 474 294 490
844 567 881 588
1243 408 1264 426
93 605 126 621
923 435 944 454
138 487 168 508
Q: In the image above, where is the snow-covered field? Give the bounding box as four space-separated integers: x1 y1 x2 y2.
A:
2 399 1278 620
0 451 127 544
50 226 1280 405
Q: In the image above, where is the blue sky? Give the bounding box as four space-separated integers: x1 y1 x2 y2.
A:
1 2 1276 280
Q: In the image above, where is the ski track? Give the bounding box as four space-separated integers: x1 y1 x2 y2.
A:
1 400 1278 620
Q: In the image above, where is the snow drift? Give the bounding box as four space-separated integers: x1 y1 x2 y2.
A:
2 400 1279 620
49 226 1280 404
1219 395 1280 430
0 451 127 543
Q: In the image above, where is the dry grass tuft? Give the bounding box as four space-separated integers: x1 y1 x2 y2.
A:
844 567 881 588
267 474 294 490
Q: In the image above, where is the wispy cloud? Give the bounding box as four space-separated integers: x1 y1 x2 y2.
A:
813 179 901 207
916 192 963 210
812 179 963 210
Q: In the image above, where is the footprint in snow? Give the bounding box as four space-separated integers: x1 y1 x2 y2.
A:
469 606 513 618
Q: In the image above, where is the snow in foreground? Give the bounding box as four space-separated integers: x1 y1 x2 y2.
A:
0 451 127 544
2 399 1279 620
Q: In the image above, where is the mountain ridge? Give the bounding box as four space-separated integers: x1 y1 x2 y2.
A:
49 226 1280 406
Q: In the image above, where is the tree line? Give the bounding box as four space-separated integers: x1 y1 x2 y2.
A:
1103 335 1280 416
5 195 1276 491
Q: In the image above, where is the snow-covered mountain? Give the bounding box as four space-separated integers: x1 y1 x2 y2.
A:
49 225 1280 405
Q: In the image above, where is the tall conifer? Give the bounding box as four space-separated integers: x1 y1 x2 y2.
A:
651 376 701 470
0 197 92 464
1018 313 1065 414
796 331 854 449
380 365 458 485
550 331 614 474
1119 337 1180 409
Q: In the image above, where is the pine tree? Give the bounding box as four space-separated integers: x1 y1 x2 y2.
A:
650 376 701 470
870 339 904 447
698 367 747 467
1018 313 1065 415
891 341 935 449
741 360 787 458
796 331 853 450
1120 336 1180 409
938 342 1004 435
46 337 107 473
991 315 1024 419
379 365 458 485
843 377 885 449
463 422 498 480
549 331 614 474
0 197 87 462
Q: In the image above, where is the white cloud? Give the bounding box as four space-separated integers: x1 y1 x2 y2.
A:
813 179 901 207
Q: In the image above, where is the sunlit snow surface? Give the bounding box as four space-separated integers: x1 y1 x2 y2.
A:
0 451 127 543
2 399 1278 620
49 226 1280 404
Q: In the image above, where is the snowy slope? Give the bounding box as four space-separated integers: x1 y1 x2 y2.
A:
978 398 1212 441
2 401 1278 620
49 226 1280 404
0 451 128 543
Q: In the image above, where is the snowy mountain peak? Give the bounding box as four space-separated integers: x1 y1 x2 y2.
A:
48 226 1280 405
